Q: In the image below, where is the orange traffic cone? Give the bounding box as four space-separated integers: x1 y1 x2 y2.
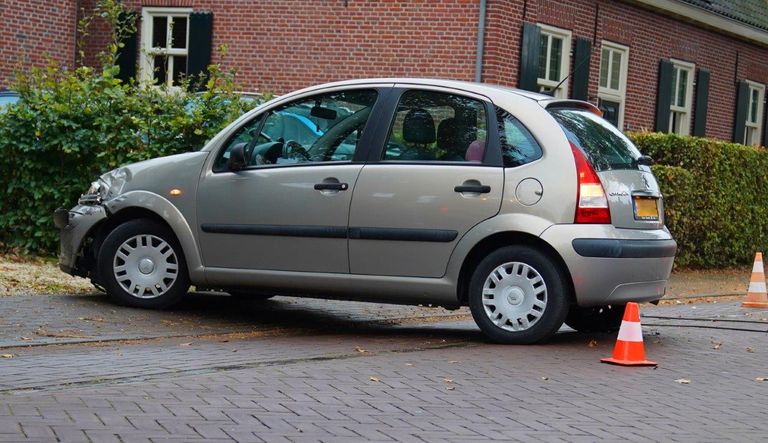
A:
743 252 768 308
601 302 656 366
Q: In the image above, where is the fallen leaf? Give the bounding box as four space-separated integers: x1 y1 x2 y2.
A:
231 349 238 353
1 354 14 359
354 347 368 353
746 347 754 353
405 363 414 367
756 377 767 382
711 340 722 350
446 386 455 391
449 360 458 364
675 378 691 384
369 376 380 382
179 342 193 347
588 339 598 348
541 376 549 381
443 378 454 383
19 336 31 341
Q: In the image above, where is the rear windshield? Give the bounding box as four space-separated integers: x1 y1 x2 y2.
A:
549 108 641 171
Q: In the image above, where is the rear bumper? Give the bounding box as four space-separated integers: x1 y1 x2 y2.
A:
540 225 676 307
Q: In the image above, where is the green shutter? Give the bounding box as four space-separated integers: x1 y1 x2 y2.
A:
654 59 673 132
692 69 710 137
518 22 541 92
116 12 138 83
571 37 591 101
187 12 214 89
733 80 749 143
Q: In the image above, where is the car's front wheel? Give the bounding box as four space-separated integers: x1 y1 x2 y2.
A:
98 219 190 309
468 245 569 344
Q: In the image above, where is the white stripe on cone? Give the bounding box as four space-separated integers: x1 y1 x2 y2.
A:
748 282 767 293
616 321 644 342
753 260 764 273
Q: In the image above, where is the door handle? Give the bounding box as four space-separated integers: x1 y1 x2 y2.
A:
314 182 349 191
454 184 491 194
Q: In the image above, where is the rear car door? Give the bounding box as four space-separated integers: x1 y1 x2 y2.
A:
348 87 504 278
196 87 382 273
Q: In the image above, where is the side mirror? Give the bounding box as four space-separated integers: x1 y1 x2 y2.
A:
228 143 247 172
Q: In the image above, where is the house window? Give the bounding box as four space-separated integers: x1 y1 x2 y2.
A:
669 60 695 135
597 41 629 129
536 24 571 99
744 81 765 146
140 7 192 87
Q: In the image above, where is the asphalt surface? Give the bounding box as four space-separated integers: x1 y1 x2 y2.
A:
0 292 766 442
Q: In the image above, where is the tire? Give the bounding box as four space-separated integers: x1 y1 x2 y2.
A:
226 290 275 300
565 304 625 333
98 219 190 309
468 245 570 344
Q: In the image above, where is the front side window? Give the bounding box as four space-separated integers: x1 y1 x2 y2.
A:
744 81 765 146
383 90 487 162
213 89 378 172
597 41 629 129
669 60 695 136
140 8 191 87
537 24 572 99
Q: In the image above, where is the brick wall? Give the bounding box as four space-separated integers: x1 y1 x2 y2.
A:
0 0 78 88
5 0 768 142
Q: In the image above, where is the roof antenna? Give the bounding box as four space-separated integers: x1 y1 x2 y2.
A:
548 50 592 97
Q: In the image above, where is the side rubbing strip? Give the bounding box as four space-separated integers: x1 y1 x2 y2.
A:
348 227 458 242
200 224 347 239
572 239 677 258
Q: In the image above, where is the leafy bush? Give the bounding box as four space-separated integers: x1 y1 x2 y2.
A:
0 1 262 254
630 132 768 268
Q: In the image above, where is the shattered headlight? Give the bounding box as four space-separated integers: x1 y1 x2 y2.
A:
79 168 130 204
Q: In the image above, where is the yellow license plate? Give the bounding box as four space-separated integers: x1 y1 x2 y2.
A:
633 196 659 220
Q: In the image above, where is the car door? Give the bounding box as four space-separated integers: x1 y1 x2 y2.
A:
348 87 504 278
196 88 382 273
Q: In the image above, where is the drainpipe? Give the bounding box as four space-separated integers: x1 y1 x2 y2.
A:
474 0 487 83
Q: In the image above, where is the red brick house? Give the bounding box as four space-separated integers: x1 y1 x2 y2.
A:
3 0 768 146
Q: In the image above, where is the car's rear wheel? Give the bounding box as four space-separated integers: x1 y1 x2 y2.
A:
98 219 189 309
565 304 625 333
468 245 569 344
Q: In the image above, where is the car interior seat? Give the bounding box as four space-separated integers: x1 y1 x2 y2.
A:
437 117 476 161
400 108 436 160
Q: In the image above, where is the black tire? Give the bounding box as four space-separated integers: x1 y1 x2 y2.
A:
468 245 570 344
226 290 275 300
565 304 625 333
98 219 190 309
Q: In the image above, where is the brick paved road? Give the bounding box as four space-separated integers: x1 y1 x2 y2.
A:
0 294 766 442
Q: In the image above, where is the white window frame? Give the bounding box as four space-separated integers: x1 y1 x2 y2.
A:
669 59 695 136
139 7 193 87
744 80 765 146
597 41 629 129
536 24 572 99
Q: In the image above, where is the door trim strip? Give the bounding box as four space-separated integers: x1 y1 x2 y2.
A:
201 224 458 243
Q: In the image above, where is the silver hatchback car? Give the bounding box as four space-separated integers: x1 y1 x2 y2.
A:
55 79 676 344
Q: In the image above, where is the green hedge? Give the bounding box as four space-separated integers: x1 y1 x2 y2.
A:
630 132 768 268
0 0 261 254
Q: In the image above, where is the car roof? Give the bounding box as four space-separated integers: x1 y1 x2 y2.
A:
287 78 554 103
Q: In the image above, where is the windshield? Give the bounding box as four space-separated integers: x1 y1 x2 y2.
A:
549 108 641 171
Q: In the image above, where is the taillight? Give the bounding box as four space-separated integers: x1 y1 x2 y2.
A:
571 143 611 224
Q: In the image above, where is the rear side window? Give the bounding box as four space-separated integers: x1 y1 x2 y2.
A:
496 107 542 167
549 108 641 171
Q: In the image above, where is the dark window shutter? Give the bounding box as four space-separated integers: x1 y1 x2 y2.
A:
187 12 214 89
518 22 541 92
733 80 749 143
762 93 768 147
571 37 591 101
116 12 138 83
692 69 710 137
654 59 673 133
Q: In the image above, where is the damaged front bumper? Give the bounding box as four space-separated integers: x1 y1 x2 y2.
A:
55 204 107 276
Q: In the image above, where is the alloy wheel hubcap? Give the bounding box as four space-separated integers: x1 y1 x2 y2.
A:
113 234 178 299
482 261 547 332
